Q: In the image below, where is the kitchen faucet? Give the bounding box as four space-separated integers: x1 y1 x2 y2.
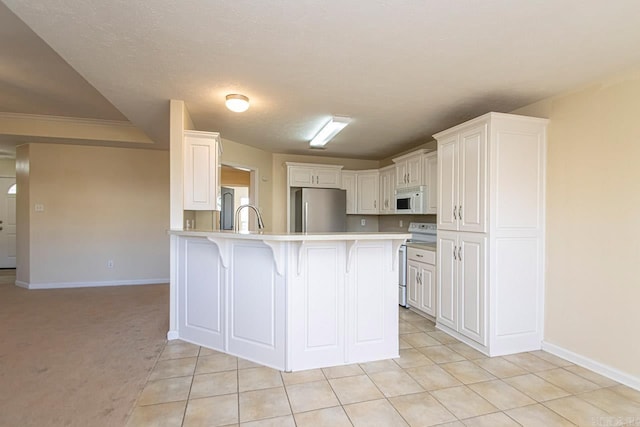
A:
234 204 265 232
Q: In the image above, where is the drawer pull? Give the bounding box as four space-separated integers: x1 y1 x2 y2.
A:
416 254 423 258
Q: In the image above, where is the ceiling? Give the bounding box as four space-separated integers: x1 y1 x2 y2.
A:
2 1 640 160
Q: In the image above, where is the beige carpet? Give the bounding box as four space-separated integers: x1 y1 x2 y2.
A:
0 271 169 427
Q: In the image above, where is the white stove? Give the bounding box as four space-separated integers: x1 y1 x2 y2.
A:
399 222 437 307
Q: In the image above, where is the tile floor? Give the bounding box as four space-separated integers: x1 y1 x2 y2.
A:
127 309 640 426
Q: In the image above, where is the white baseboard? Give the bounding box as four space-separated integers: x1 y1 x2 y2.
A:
167 331 179 340
20 278 169 290
542 341 640 391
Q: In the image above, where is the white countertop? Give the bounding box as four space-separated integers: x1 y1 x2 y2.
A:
169 229 411 242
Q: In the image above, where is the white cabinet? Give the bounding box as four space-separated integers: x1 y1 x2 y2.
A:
406 247 436 317
423 152 438 214
394 150 426 189
288 163 342 188
341 171 357 214
433 112 548 356
378 165 395 214
437 124 486 232
184 130 220 210
342 169 379 215
356 170 379 214
437 231 486 345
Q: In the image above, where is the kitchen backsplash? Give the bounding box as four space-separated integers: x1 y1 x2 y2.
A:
378 214 437 232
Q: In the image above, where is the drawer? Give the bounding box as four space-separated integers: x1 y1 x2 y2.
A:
407 247 435 264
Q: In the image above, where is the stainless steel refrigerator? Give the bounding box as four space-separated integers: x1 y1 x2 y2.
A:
292 188 347 232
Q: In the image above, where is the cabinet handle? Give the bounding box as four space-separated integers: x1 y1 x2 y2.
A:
453 206 457 220
453 245 457 260
459 205 462 220
458 246 462 261
416 254 423 258
374 200 377 209
417 272 421 285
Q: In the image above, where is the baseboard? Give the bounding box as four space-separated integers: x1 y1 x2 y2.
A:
542 341 640 391
22 278 169 290
167 331 179 340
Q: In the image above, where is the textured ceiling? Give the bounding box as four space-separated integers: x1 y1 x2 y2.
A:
3 1 640 159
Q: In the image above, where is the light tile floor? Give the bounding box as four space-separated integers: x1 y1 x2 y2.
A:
127 309 640 426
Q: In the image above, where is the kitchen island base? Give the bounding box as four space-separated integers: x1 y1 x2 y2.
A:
169 231 409 372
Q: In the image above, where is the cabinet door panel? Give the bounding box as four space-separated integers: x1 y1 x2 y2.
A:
290 243 345 370
184 132 219 210
459 125 487 232
425 154 438 214
419 264 436 317
289 166 314 187
341 172 357 214
407 261 420 308
437 233 457 330
316 168 341 187
458 235 486 345
406 156 422 186
357 172 379 214
178 238 224 350
437 136 458 230
228 242 285 369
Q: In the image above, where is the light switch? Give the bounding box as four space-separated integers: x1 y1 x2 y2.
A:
35 203 45 212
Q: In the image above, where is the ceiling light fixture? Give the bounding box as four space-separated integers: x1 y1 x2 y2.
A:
309 116 352 148
225 94 250 112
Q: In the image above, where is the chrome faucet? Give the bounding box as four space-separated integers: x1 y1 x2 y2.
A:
234 204 265 232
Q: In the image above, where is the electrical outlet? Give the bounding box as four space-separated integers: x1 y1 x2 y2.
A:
399 220 403 228
360 218 366 226
107 260 114 269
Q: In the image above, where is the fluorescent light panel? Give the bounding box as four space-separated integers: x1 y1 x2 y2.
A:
309 116 351 148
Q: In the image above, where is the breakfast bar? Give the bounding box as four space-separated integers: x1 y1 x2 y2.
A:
168 230 410 372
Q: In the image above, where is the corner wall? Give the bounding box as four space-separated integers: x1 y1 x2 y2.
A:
18 143 169 287
513 69 640 381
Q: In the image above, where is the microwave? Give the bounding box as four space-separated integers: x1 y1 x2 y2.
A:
395 186 428 214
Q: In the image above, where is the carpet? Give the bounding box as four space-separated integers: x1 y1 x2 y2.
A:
0 271 169 426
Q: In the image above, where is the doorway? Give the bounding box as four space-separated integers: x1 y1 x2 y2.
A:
220 164 257 232
0 178 16 268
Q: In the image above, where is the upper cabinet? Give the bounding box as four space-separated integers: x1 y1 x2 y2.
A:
378 165 395 214
341 171 357 214
184 130 220 211
394 150 427 189
288 163 342 188
422 152 438 215
356 170 380 215
436 123 486 232
342 169 379 215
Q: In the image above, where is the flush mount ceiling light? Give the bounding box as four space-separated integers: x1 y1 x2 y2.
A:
309 116 352 148
225 94 250 112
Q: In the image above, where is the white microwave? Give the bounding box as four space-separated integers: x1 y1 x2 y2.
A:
395 186 428 214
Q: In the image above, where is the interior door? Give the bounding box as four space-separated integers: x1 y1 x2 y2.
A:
220 187 235 230
0 178 17 268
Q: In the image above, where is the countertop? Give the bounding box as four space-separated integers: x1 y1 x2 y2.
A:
169 229 411 242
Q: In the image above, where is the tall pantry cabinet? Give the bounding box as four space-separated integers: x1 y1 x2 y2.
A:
434 112 548 357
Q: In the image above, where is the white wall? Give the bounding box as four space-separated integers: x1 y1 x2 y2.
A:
513 68 640 380
16 143 169 288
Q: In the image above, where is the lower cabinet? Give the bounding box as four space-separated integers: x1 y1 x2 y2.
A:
437 231 486 346
406 247 436 317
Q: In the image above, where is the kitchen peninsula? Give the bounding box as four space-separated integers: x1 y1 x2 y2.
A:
167 230 410 372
